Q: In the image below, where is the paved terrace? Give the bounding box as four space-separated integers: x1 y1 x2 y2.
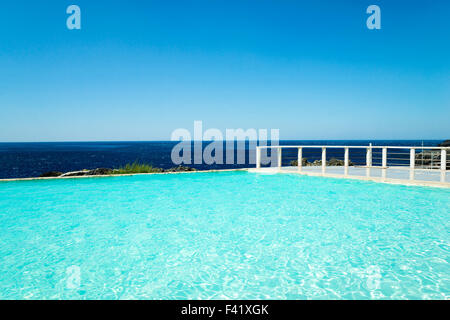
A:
251 145 450 188
249 166 450 188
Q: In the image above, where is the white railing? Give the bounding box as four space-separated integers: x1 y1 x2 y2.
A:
255 145 449 183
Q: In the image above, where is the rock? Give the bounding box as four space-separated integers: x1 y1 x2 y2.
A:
89 168 113 175
327 157 354 166
415 150 441 162
289 158 308 166
60 168 113 177
165 165 196 172
327 158 344 166
438 140 450 147
40 166 197 178
39 171 63 177
415 150 449 169
60 170 90 177
291 158 353 167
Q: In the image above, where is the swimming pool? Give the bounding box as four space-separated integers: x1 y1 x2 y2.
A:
0 171 448 299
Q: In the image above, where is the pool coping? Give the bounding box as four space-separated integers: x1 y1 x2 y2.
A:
1 167 449 189
248 167 450 189
0 168 248 182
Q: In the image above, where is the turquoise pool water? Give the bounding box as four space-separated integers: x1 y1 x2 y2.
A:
0 171 449 299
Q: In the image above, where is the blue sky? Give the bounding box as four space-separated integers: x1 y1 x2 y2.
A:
0 0 448 141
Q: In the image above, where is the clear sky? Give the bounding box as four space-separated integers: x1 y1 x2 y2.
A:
0 0 448 141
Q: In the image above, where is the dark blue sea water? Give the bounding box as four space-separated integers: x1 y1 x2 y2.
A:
0 140 442 179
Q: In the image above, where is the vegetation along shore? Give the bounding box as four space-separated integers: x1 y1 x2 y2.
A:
39 162 196 178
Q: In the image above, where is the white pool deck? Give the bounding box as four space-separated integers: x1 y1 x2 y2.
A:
253 145 450 188
249 166 450 188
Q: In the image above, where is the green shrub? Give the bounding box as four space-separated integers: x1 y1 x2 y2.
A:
114 162 163 174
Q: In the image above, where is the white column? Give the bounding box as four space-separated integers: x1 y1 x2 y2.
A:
321 147 326 174
381 147 387 180
256 147 261 169
410 148 415 169
382 148 387 167
441 149 447 171
441 149 447 182
278 147 282 169
344 147 349 176
366 147 372 178
366 147 372 167
409 148 416 180
297 147 303 171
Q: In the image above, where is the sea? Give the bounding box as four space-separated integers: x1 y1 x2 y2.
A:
0 140 443 179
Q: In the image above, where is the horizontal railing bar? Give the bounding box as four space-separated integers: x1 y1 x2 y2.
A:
257 145 450 150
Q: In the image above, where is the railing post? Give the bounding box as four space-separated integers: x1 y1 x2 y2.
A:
256 147 261 169
344 147 349 176
321 147 326 174
382 148 387 167
410 148 415 169
297 147 303 172
441 149 447 171
441 149 447 183
366 147 372 167
409 148 415 180
278 147 282 169
366 146 372 177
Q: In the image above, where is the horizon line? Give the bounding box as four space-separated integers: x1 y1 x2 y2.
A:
0 139 446 144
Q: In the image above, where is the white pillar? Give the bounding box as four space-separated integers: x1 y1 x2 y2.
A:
366 147 372 167
409 148 415 180
382 148 387 167
344 147 349 176
366 147 372 179
381 147 387 180
278 147 282 168
441 149 447 182
297 147 303 171
410 149 415 169
441 149 447 171
256 147 261 169
321 147 326 174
